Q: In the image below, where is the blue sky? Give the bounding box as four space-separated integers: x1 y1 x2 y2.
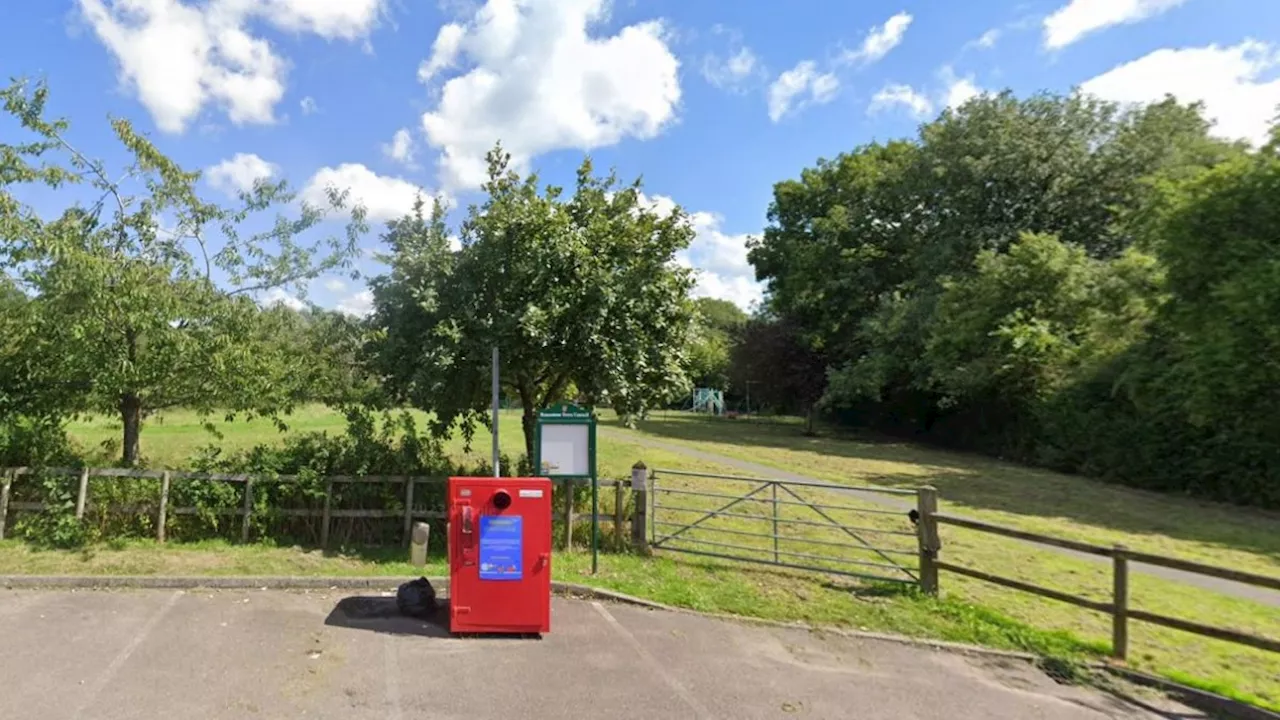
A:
3 0 1279 313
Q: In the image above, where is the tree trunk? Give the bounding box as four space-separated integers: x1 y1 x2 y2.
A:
518 384 537 470
522 406 536 468
804 403 817 437
121 392 142 465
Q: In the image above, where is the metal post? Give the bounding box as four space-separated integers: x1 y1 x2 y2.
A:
771 481 779 563
491 346 500 477
630 462 648 554
156 471 171 543
75 468 90 520
916 486 940 596
1113 545 1130 661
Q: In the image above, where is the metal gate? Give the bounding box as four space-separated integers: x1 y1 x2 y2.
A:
650 468 920 585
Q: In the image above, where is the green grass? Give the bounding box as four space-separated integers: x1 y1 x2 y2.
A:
0 538 1102 663
46 405 1280 711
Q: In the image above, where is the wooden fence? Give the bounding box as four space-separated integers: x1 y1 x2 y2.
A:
0 467 624 549
912 497 1280 662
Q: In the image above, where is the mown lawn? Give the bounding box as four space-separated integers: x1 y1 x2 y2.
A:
42 406 1280 711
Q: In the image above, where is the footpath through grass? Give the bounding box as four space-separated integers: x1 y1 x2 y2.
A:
54 406 1280 711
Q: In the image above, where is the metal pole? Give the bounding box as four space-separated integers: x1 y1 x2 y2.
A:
771 481 779 563
492 346 500 477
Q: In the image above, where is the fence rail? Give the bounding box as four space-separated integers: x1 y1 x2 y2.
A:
928 509 1280 660
0 466 620 549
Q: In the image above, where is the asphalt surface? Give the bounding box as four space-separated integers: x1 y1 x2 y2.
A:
0 589 1199 720
604 427 1280 607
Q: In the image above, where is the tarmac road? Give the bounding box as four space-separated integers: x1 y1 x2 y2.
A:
0 588 1199 720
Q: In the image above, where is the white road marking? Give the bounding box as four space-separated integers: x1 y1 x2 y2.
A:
73 590 183 719
591 601 715 719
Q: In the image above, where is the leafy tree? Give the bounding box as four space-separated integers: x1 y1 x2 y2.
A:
685 298 748 390
694 297 747 333
728 316 827 433
370 147 697 461
0 79 367 464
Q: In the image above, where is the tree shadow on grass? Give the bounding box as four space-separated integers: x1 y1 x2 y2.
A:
610 415 1280 564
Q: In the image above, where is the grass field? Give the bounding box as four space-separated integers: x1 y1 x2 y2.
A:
29 406 1280 709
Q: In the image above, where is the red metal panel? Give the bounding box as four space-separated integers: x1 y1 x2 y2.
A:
448 476 552 634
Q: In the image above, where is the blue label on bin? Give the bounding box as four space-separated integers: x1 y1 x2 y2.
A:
479 515 523 581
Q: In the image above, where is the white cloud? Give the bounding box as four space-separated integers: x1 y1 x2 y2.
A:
867 68 986 118
78 0 384 133
253 0 385 40
702 46 760 92
1044 0 1189 50
337 289 375 317
941 67 984 109
419 23 465 82
206 152 278 196
841 11 913 66
973 29 1001 50
262 287 306 311
643 194 762 311
1080 41 1280 146
869 84 934 118
382 128 417 166
418 0 681 190
768 61 839 122
301 164 430 222
322 278 346 292
300 96 318 114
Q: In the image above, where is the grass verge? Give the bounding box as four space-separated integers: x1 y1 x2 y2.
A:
55 406 1280 711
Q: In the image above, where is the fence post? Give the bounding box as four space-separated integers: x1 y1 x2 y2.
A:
320 480 333 549
771 481 780 563
614 479 624 549
156 471 171 543
240 477 254 543
563 479 574 551
1113 545 1130 661
402 478 415 547
75 468 90 520
916 486 940 596
0 470 12 541
630 462 648 554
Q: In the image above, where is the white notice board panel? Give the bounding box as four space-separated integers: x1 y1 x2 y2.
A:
539 424 590 476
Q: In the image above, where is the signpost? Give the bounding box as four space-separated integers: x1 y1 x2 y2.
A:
534 403 599 573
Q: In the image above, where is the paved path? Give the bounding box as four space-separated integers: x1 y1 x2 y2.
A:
0 589 1197 720
603 428 1280 607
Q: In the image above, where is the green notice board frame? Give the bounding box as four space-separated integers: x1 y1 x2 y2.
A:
533 403 600 573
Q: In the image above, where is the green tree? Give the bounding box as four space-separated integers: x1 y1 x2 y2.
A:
685 298 748 390
0 80 367 464
728 316 827 433
370 147 697 461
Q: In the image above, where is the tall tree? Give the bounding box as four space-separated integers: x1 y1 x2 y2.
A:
729 317 827 433
370 147 697 461
686 298 748 390
0 80 367 464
